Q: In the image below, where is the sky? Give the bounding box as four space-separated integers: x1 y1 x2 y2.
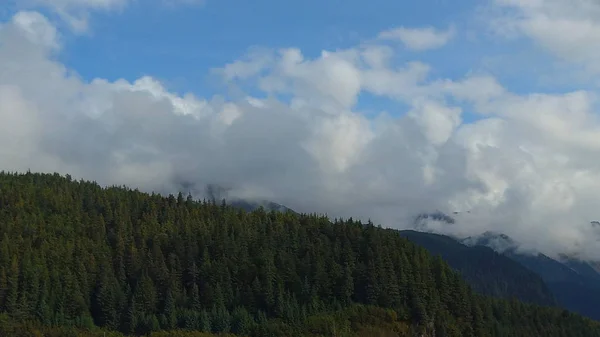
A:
2 0 600 260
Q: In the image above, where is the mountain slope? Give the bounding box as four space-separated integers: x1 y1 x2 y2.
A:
559 255 600 281
399 230 557 306
506 252 600 320
0 171 599 337
464 231 600 320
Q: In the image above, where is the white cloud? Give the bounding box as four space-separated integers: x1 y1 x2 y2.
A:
14 0 129 32
378 25 456 51
220 48 275 81
3 10 600 262
491 0 600 74
408 100 462 146
11 11 60 50
258 48 363 110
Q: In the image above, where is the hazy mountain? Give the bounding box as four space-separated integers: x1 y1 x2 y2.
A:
414 211 456 225
465 231 600 320
461 231 518 254
399 230 557 306
558 254 600 282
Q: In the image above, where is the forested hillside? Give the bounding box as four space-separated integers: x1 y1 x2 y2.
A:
0 171 599 337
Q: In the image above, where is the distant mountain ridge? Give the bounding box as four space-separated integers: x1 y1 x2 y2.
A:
462 231 600 281
460 231 600 320
410 210 600 320
461 231 518 254
399 230 557 306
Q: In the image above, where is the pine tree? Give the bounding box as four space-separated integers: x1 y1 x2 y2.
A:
94 271 119 330
199 309 211 332
210 305 231 333
0 268 8 311
5 255 19 315
231 306 254 335
162 288 177 329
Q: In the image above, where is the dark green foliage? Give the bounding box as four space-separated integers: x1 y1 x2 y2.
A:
0 171 599 337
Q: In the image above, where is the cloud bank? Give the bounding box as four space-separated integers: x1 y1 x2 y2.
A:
2 1 600 261
491 0 600 74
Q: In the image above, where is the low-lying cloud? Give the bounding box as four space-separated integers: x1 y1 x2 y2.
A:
2 3 600 261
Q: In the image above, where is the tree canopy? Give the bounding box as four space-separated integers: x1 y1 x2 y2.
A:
0 171 598 337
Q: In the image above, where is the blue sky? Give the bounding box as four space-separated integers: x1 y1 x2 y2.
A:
22 0 516 94
57 1 466 87
27 0 586 119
